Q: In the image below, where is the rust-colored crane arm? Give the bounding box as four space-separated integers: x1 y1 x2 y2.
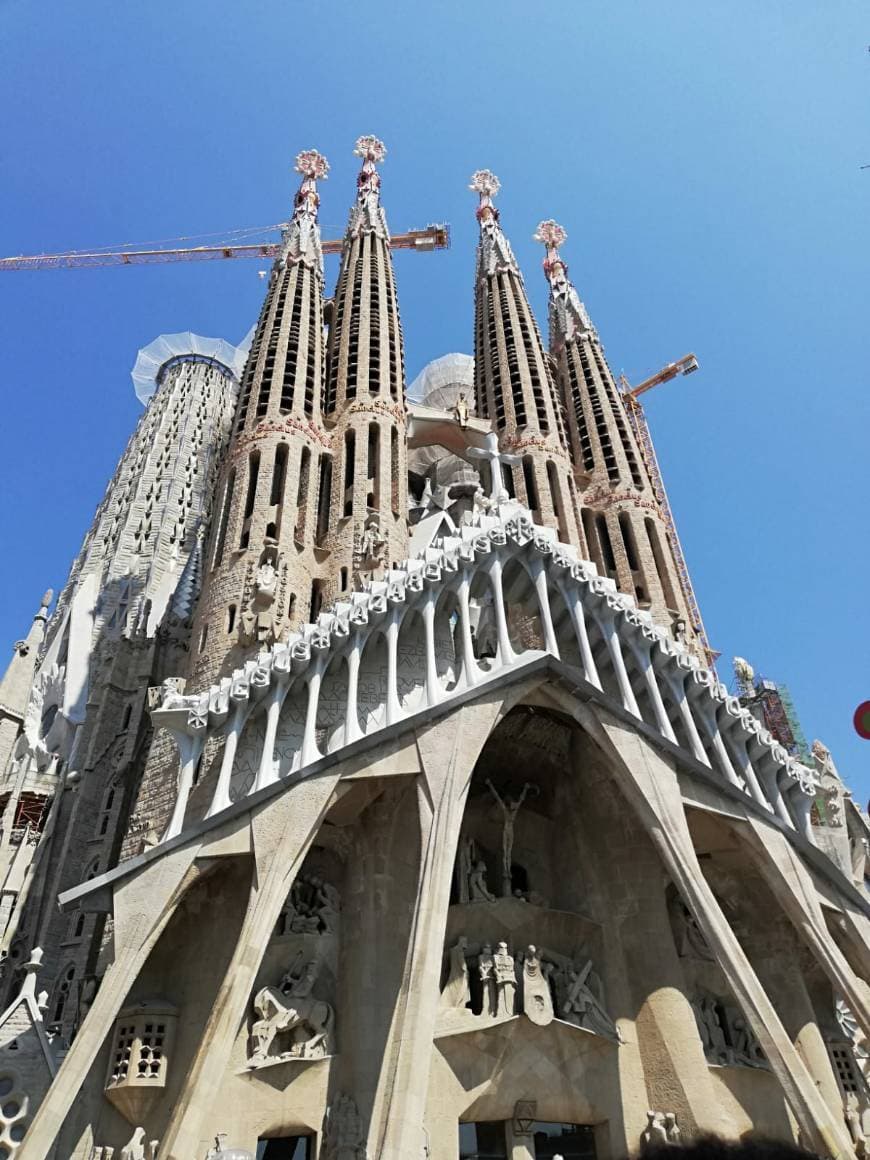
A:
0 225 450 272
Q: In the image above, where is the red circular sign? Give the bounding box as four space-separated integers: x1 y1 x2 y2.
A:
854 701 870 740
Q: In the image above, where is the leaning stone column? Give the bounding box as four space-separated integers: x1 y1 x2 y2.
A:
19 843 203 1159
157 772 343 1160
368 694 506 1160
572 701 856 1160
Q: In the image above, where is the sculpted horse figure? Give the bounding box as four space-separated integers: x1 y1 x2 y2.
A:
250 984 334 1064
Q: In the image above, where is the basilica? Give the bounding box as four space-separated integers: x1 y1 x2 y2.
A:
0 138 868 1160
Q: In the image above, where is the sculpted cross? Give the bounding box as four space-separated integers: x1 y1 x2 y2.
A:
468 432 520 503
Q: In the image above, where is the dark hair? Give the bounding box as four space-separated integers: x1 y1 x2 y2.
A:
642 1137 820 1160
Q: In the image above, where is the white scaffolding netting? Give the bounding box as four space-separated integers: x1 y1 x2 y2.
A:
407 353 475 410
131 332 249 404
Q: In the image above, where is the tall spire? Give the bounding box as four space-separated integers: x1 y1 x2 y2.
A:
0 590 52 778
470 169 519 277
322 135 409 603
537 222 702 651
534 219 595 346
280 148 329 271
348 135 389 239
470 173 580 548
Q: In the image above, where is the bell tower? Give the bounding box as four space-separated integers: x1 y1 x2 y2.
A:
189 150 332 686
538 219 698 644
470 171 582 548
322 136 409 605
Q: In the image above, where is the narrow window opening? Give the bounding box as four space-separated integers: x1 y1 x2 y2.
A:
212 468 235 568
390 426 400 516
367 422 380 509
227 604 237 634
546 460 567 539
295 447 311 544
340 567 349 592
239 452 260 549
315 454 332 545
596 514 617 575
309 580 323 622
522 456 540 516
121 704 132 731
646 518 679 611
199 623 209 653
343 429 356 517
619 511 640 571
270 443 288 506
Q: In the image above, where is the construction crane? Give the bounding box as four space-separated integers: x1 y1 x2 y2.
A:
0 223 450 272
618 354 719 669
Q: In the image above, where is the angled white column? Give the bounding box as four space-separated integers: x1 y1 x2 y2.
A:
627 640 677 743
529 555 559 658
421 591 442 708
207 701 250 818
456 571 479 688
162 732 206 842
253 682 290 793
558 580 601 690
385 609 402 726
593 611 641 719
300 660 324 766
344 636 364 743
486 555 515 668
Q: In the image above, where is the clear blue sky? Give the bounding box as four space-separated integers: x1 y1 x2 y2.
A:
1 2 868 797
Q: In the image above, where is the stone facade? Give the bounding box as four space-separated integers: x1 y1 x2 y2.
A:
1 148 869 1160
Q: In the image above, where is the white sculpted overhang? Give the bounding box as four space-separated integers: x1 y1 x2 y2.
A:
146 499 819 848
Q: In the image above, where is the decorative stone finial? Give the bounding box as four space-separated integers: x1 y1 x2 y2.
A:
470 169 501 198
733 656 755 697
294 149 329 181
291 149 329 224
535 219 570 285
354 135 386 207
354 134 386 164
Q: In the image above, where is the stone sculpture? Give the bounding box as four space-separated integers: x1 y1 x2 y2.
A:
441 937 472 1010
468 859 495 903
277 873 340 935
486 779 537 896
691 993 765 1068
520 944 553 1026
119 1127 156 1160
452 392 470 427
238 551 285 646
641 1111 681 1149
668 892 714 961
493 941 518 1017
478 944 497 1016
457 835 475 904
561 959 619 1040
353 515 387 579
323 1092 366 1160
249 957 334 1064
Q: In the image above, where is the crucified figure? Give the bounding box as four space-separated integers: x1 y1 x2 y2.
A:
486 779 537 897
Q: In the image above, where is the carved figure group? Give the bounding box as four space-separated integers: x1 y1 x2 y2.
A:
691 992 765 1068
249 955 334 1065
641 1111 681 1150
441 937 618 1039
277 873 341 935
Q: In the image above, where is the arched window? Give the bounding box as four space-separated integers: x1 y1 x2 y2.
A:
295 447 311 544
645 518 679 611
52 964 76 1025
95 786 116 838
239 451 260 549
